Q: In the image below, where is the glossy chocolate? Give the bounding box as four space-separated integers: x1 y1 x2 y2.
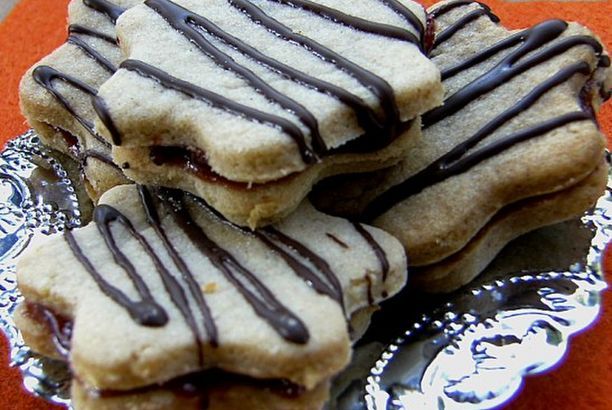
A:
29 0 126 165
352 222 390 282
95 0 427 165
64 226 168 327
167 190 310 344
32 66 110 148
362 6 606 220
67 25 118 73
82 0 126 23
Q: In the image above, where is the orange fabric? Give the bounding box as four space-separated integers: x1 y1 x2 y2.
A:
0 0 610 409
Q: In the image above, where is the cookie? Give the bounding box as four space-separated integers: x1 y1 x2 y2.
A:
93 0 443 227
19 0 140 200
15 184 407 394
14 303 331 410
312 0 610 291
411 159 608 292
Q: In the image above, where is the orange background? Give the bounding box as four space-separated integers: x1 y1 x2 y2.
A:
0 0 610 409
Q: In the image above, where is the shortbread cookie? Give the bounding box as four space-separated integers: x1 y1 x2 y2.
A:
14 303 330 409
312 0 610 291
19 0 140 200
13 301 331 409
16 184 407 393
93 0 443 227
411 159 608 292
70 377 330 410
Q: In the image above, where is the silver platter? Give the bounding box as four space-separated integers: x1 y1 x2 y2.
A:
0 131 609 409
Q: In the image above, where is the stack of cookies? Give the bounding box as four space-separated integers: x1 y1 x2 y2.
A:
14 0 610 408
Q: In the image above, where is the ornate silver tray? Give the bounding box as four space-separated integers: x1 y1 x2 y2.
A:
0 131 609 409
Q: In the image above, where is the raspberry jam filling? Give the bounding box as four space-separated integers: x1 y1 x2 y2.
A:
149 145 296 188
23 302 306 400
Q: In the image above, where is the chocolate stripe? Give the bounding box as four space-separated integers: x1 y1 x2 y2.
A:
112 59 313 160
189 195 347 311
423 21 601 127
173 193 310 344
263 0 420 45
139 189 218 349
362 9 605 219
150 0 385 141
29 2 123 153
429 0 498 20
64 227 168 326
263 227 345 308
82 150 115 166
432 8 499 50
94 204 199 334
228 0 400 135
363 63 593 219
352 222 390 282
67 33 117 73
97 0 417 160
254 232 343 306
138 186 217 363
146 0 320 161
68 24 118 44
32 66 111 148
380 0 424 39
83 0 126 23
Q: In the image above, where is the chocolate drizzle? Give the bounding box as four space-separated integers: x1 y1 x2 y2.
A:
137 188 218 347
138 186 216 362
260 227 345 309
263 0 420 45
94 0 420 164
431 7 499 50
227 0 400 135
326 232 349 249
65 227 168 326
81 149 116 167
352 222 390 282
380 0 425 41
82 0 126 24
68 24 118 44
29 0 127 164
429 0 498 20
32 66 111 148
362 6 606 220
115 59 314 161
136 0 320 162
169 192 310 344
66 185 315 358
67 25 118 73
187 195 350 312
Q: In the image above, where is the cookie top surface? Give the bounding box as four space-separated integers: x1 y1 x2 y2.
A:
315 0 609 265
16 184 407 391
94 0 442 183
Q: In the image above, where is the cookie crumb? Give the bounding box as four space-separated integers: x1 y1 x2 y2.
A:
201 282 218 294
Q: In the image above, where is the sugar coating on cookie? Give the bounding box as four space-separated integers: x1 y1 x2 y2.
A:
313 0 609 284
18 0 145 200
16 184 407 392
93 0 442 183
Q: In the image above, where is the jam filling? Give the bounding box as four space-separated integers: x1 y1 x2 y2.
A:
149 145 297 189
24 302 305 400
